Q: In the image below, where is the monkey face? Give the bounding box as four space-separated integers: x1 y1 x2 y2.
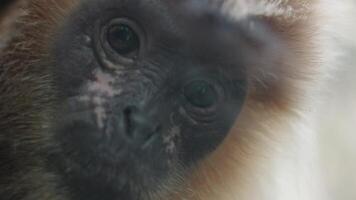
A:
46 1 251 199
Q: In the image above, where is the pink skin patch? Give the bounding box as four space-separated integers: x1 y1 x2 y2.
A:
89 69 118 97
78 69 122 129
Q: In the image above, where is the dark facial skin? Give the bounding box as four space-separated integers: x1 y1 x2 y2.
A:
47 0 250 199
0 0 12 12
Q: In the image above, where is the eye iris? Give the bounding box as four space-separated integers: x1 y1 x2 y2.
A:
107 24 139 55
184 81 218 108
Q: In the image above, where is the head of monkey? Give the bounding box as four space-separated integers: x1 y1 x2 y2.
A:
0 0 317 200
51 1 249 198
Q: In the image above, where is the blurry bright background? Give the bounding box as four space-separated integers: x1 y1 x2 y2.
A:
317 0 356 198
318 51 356 200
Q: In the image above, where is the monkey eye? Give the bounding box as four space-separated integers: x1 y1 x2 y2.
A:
107 23 140 56
184 80 218 108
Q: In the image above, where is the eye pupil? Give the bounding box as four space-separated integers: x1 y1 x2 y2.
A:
184 81 218 108
107 24 140 55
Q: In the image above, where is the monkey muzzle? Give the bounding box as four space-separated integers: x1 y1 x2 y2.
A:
62 69 169 151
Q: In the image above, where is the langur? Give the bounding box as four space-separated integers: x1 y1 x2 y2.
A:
0 0 343 200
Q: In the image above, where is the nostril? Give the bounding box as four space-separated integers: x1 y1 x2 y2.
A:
144 124 162 141
121 105 161 146
123 106 138 138
154 124 162 134
141 124 162 148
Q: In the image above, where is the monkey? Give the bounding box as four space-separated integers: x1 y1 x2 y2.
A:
0 0 343 200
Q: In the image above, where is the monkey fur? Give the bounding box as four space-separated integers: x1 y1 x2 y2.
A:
0 0 339 200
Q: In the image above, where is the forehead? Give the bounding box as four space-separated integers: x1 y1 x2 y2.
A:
80 0 242 38
71 0 267 70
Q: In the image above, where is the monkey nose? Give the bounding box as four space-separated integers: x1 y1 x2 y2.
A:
121 105 161 147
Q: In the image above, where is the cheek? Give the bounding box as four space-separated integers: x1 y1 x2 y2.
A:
160 126 182 166
163 126 181 153
176 84 248 164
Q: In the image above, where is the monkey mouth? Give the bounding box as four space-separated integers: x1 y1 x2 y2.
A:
49 101 179 195
49 118 175 199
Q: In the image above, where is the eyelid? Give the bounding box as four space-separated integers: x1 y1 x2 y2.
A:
180 80 224 123
94 17 146 69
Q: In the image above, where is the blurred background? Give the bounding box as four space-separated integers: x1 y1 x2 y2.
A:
317 0 356 199
318 47 356 199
